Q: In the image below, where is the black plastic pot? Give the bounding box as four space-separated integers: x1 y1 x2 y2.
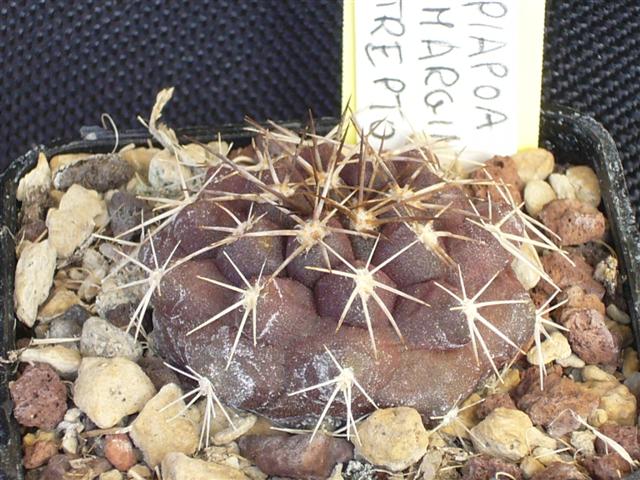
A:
0 111 639 479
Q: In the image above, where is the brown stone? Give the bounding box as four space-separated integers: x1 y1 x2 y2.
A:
470 155 524 204
562 308 621 366
583 453 632 480
595 424 640 460
558 286 606 319
539 199 606 246
9 363 67 429
476 393 517 420
104 433 137 471
514 366 599 437
238 433 353 480
461 454 523 480
540 251 605 298
531 462 588 480
23 440 58 469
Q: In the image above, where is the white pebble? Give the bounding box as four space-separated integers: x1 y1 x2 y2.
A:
524 180 557 216
511 243 542 290
566 165 601 207
548 173 577 200
607 304 631 325
512 148 555 182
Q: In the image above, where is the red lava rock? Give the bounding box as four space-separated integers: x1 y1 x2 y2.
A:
583 452 632 480
470 155 524 204
557 286 606 319
461 454 523 480
238 433 353 480
9 363 67 429
595 424 640 460
538 199 606 246
531 462 588 480
23 440 59 469
54 153 134 192
514 366 599 437
104 433 137 471
138 355 180 391
475 393 517 420
561 308 621 366
540 251 605 298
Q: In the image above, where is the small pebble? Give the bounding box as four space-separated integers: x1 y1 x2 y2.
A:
14 240 57 327
470 408 553 461
46 184 107 258
461 454 523 479
38 288 82 323
514 366 599 437
607 303 631 325
212 413 257 446
73 357 156 429
104 434 137 471
148 149 194 193
127 464 152 479
355 407 429 471
161 452 248 480
570 430 596 457
520 455 545 478
80 317 142 361
538 199 606 246
583 366 637 426
524 179 556 216
566 165 601 207
623 348 639 378
562 308 620 366
129 383 199 468
526 331 571 366
548 173 577 199
100 470 124 480
511 242 542 290
9 363 67 429
512 148 555 183
556 353 586 369
17 152 51 203
22 431 59 469
20 346 81 378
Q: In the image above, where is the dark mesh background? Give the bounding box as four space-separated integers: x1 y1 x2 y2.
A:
1 0 638 215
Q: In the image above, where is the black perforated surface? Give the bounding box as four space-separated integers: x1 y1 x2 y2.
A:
542 0 640 216
1 0 639 216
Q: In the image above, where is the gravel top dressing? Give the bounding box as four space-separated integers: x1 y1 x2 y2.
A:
2 91 640 480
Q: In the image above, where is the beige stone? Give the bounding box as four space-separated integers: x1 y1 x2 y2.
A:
470 408 554 461
524 180 556 216
20 346 81 378
14 240 57 327
566 165 601 207
526 331 571 366
130 384 199 468
548 173 576 199
73 357 155 428
355 407 429 471
161 452 248 480
512 148 555 183
17 153 51 202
